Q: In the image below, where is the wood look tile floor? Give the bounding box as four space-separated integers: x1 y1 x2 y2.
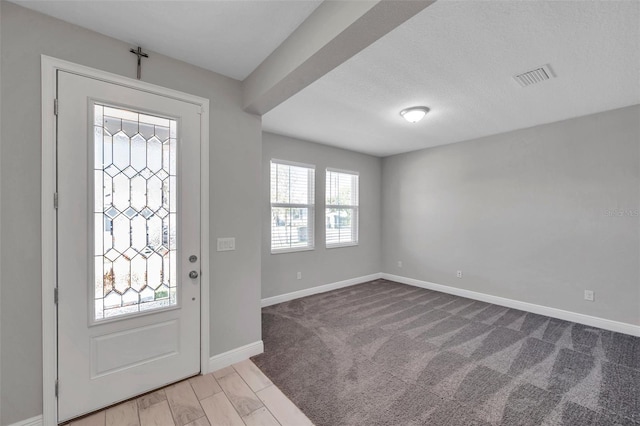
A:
65 360 313 426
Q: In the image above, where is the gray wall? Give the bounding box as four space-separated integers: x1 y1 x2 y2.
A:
0 3 262 425
0 2 3 424
262 132 382 299
382 105 640 326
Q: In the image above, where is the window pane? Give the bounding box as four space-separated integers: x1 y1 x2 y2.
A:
94 104 178 321
270 161 315 252
271 207 311 250
326 170 359 246
271 162 312 204
326 208 357 245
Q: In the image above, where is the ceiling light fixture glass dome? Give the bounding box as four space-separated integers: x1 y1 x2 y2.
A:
400 106 430 123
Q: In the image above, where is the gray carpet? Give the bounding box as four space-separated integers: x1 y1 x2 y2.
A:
252 279 640 426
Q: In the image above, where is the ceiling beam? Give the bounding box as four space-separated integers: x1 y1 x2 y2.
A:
242 0 435 115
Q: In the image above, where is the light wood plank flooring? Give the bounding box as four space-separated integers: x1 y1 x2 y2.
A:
65 360 313 426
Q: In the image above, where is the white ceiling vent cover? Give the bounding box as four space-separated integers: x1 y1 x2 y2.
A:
513 64 555 87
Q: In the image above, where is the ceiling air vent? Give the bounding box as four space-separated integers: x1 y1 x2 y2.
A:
513 64 554 87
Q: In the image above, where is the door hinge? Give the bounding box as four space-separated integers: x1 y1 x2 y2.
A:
54 99 59 116
55 379 59 398
54 287 58 305
54 192 58 209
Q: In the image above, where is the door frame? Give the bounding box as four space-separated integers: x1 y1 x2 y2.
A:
41 55 211 425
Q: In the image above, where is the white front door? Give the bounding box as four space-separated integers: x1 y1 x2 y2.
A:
56 71 202 422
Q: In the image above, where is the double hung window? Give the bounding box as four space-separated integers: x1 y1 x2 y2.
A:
325 169 359 247
270 160 315 253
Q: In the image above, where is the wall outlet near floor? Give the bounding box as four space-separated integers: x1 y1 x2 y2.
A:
584 290 595 301
216 237 235 251
297 272 302 280
397 260 403 268
456 270 463 278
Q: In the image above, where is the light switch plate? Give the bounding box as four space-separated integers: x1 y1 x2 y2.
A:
217 237 235 251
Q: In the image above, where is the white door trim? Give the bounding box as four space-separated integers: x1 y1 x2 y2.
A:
41 55 210 426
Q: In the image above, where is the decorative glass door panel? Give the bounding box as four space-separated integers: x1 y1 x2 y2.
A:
93 104 178 320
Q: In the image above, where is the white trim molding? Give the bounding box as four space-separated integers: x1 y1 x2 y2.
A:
209 341 264 372
8 415 43 426
382 273 640 337
261 273 382 307
41 54 59 426
199 83 211 377
41 55 211 426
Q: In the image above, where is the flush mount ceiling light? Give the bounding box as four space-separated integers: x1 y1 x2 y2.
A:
400 106 430 123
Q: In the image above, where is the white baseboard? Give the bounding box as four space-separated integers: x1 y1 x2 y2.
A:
382 273 640 337
209 340 264 372
261 273 383 307
8 415 43 426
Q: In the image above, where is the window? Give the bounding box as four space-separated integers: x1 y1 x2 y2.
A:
270 160 315 253
326 169 359 247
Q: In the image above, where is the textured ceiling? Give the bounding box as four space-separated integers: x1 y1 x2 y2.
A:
263 0 640 156
12 0 322 80
12 0 640 156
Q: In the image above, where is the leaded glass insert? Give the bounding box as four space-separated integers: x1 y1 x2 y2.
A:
93 104 178 320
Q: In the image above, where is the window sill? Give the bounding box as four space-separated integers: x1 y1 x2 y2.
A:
271 246 315 255
326 242 359 249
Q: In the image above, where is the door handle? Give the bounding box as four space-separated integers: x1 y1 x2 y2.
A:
189 271 199 279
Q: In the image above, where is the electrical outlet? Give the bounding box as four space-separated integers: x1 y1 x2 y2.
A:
456 270 463 278
584 290 595 302
397 260 403 268
297 272 302 280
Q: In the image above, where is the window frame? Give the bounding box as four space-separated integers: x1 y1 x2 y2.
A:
325 167 359 248
270 159 316 254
